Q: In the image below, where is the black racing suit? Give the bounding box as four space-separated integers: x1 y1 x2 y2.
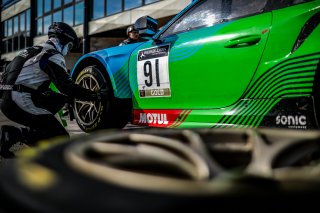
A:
119 38 138 46
1 40 100 145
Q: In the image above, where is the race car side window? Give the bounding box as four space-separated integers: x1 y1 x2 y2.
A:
160 0 218 38
264 0 314 11
160 0 268 38
226 0 267 20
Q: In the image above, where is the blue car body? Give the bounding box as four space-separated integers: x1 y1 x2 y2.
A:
71 0 199 99
71 42 145 99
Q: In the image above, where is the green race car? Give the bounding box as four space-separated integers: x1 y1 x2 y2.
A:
71 0 320 132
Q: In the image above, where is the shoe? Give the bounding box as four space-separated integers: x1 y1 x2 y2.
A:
0 125 22 158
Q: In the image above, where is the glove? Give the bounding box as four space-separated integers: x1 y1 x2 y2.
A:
42 90 69 102
96 88 109 101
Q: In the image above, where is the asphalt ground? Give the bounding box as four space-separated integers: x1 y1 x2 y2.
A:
0 108 83 135
0 102 141 164
0 108 81 163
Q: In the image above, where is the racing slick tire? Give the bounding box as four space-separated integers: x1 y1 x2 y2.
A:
0 128 320 212
73 66 130 132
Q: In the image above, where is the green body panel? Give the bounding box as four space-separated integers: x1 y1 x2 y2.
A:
218 2 320 128
174 99 282 128
130 13 272 109
128 1 320 128
253 1 320 95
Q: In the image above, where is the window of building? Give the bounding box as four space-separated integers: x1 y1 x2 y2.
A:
106 0 122 16
7 19 12 37
3 22 7 38
20 13 26 49
54 0 62 9
75 2 84 25
92 0 162 20
93 0 105 19
1 9 31 54
37 18 43 36
20 13 25 32
124 0 142 10
1 0 20 9
36 0 84 36
44 0 52 13
145 0 160 4
44 14 52 34
37 0 43 17
26 10 30 31
63 6 74 26
53 10 62 22
7 19 13 52
13 16 19 34
35 0 162 36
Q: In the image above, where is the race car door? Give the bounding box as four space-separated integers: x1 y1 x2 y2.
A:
134 0 271 109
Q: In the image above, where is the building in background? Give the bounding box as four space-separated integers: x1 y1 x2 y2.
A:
1 0 191 70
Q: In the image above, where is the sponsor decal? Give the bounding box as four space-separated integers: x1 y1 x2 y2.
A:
139 113 169 125
0 84 13 90
276 115 307 129
137 45 171 98
139 88 170 97
134 110 185 127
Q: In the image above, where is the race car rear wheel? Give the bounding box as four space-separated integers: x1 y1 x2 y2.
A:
73 65 129 132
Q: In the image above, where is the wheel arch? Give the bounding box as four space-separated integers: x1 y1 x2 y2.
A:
71 56 128 99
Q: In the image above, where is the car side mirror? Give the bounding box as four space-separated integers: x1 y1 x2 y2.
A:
134 16 158 39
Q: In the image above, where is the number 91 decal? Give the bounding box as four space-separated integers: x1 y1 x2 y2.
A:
137 45 171 98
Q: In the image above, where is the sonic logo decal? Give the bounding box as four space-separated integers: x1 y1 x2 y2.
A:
276 115 307 129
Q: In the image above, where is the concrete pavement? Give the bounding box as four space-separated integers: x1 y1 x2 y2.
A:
0 104 143 163
0 108 84 163
0 110 84 135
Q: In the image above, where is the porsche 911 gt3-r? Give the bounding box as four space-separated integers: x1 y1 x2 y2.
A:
71 0 320 132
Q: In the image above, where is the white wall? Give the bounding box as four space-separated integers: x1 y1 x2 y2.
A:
1 0 30 21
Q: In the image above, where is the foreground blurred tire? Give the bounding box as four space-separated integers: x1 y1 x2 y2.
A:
0 128 320 213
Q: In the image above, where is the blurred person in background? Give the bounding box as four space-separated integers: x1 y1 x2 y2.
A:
119 25 140 46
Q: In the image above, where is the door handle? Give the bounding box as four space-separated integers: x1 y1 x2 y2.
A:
224 35 261 48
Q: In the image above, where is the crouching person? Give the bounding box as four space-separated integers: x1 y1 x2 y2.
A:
0 22 108 158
